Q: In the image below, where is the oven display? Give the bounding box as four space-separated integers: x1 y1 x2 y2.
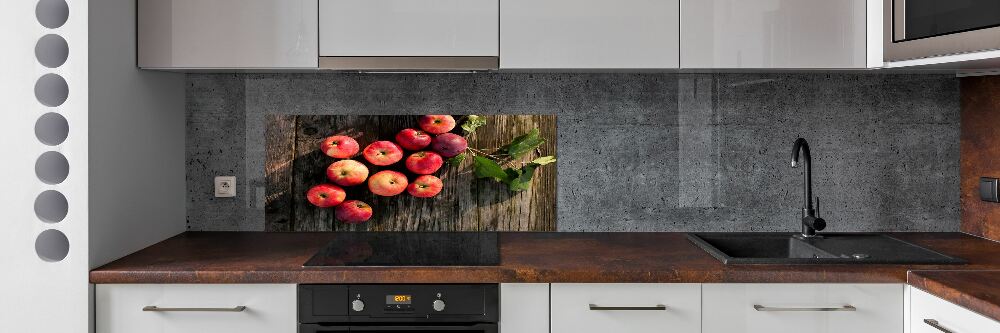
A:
386 295 412 305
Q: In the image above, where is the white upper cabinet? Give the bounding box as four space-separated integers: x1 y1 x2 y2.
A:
681 0 876 69
138 0 318 69
319 0 499 57
500 0 680 69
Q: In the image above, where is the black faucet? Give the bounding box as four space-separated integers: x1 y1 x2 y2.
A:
791 138 826 237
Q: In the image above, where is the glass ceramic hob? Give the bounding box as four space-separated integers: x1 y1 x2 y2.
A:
303 232 500 267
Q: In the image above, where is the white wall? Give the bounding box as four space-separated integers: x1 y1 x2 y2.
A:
88 0 187 270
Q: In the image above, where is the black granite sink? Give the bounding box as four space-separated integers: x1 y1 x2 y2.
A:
687 233 966 265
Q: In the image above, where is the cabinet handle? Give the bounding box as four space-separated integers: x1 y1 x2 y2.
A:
142 306 247 312
588 304 667 311
753 305 856 312
923 319 955 333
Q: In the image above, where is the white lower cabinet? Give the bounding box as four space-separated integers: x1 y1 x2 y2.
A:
551 283 701 333
702 283 904 333
909 287 1000 333
95 284 296 333
500 283 549 333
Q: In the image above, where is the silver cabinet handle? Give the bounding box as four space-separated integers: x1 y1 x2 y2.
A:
142 306 247 312
589 304 667 311
753 305 856 312
923 319 955 333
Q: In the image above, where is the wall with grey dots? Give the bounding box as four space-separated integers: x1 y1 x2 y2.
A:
186 73 960 232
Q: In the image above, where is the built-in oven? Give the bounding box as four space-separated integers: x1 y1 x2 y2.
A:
885 0 1000 61
299 284 498 333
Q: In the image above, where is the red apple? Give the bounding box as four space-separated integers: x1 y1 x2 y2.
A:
368 170 408 196
336 200 373 223
326 159 369 186
407 175 443 198
321 135 360 158
306 184 346 208
362 141 404 166
395 128 432 151
405 151 444 175
431 133 468 157
418 115 456 134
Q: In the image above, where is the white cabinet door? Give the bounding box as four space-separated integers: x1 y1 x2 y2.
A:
680 0 869 68
500 283 549 333
910 287 1000 333
551 283 701 333
501 0 680 69
319 0 499 57
96 284 297 333
137 0 318 69
702 283 903 333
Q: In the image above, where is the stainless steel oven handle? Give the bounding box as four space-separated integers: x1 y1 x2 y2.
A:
923 319 955 333
589 304 667 311
753 304 856 312
142 305 247 312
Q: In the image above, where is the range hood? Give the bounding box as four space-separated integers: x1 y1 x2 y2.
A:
318 0 500 72
318 56 499 72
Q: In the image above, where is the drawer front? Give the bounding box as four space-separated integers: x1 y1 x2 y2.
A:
703 283 903 333
96 284 296 333
551 283 701 333
910 287 1000 333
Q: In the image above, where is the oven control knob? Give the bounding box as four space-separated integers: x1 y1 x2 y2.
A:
351 299 365 312
432 299 446 312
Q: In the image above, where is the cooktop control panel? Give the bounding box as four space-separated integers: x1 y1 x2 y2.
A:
299 284 498 323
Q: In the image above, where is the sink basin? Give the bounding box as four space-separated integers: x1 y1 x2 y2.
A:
687 233 965 265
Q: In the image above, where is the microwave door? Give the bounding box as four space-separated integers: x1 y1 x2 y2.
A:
894 0 1000 42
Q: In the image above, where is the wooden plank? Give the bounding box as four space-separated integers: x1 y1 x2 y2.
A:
268 115 557 231
263 115 297 232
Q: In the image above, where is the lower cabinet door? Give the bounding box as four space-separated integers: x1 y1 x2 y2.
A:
910 287 1000 333
702 283 903 333
550 283 701 333
96 284 297 333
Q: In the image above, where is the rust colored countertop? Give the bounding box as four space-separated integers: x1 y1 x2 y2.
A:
908 270 1000 322
91 232 1000 285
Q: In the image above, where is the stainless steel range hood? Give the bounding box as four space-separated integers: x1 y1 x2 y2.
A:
319 56 498 72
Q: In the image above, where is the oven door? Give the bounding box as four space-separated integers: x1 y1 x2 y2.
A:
300 323 498 333
885 0 1000 61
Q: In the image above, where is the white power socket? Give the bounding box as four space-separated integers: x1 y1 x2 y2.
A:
215 176 236 198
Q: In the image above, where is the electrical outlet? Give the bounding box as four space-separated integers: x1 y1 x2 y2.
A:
215 176 236 198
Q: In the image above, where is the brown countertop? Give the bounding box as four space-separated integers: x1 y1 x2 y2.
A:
91 232 1000 285
908 270 1000 322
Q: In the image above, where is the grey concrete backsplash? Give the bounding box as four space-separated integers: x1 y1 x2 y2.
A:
186 73 960 232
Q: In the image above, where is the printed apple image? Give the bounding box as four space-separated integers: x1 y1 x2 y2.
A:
306 184 346 208
407 175 443 198
336 200 373 223
395 128 432 151
368 170 409 196
431 133 468 157
326 159 369 186
418 115 456 134
321 135 360 158
363 141 404 166
405 151 444 175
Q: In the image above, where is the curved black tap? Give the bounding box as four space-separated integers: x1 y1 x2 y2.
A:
791 138 826 237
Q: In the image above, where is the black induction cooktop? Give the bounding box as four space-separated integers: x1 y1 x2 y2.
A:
303 232 500 267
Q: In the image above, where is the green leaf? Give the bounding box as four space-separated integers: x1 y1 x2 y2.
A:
446 153 467 166
505 165 536 191
502 128 545 158
529 156 557 166
461 115 488 135
473 156 509 181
